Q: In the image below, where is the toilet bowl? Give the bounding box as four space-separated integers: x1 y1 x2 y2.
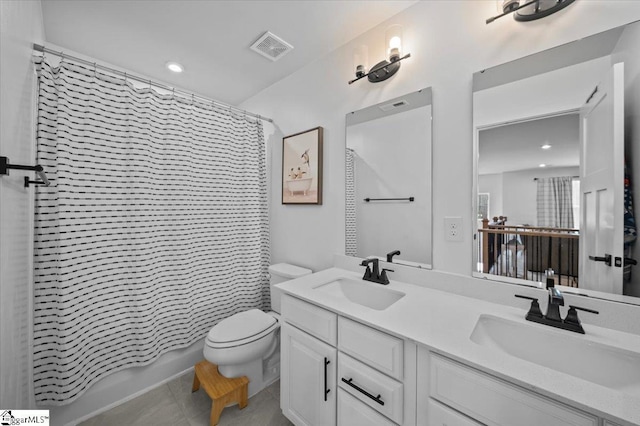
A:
203 263 311 396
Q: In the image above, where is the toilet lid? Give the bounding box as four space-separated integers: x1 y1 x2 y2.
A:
206 309 277 345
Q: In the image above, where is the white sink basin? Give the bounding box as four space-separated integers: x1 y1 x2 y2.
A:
470 314 640 396
314 278 405 310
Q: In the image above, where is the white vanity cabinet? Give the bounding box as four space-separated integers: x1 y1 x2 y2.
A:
417 347 599 426
280 294 416 426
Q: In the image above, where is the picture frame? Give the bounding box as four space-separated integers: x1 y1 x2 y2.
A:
282 126 323 205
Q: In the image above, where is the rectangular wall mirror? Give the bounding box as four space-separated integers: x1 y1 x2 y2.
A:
472 21 640 305
345 88 433 268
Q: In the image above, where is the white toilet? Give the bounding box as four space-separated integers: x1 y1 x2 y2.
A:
203 263 311 396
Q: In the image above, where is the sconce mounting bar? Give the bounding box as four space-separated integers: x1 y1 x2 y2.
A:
348 53 411 85
486 0 575 24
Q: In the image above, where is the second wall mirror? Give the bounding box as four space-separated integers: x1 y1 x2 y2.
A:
472 21 640 305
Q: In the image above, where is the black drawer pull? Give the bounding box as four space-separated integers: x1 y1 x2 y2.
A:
324 358 331 401
341 377 384 406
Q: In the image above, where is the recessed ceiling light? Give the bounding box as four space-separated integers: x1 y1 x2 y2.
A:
166 62 184 73
539 163 547 168
541 144 552 150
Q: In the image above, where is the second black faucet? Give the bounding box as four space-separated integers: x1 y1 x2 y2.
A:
360 258 393 285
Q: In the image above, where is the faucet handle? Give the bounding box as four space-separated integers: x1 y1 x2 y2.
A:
563 305 599 334
379 268 394 285
564 305 599 325
515 294 543 319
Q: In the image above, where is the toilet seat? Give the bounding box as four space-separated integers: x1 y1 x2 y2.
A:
206 309 278 349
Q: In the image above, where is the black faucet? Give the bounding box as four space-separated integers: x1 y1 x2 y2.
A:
515 288 599 334
360 258 393 285
545 286 564 322
386 250 401 263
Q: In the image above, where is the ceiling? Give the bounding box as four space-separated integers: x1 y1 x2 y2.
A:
41 0 417 106
478 113 580 175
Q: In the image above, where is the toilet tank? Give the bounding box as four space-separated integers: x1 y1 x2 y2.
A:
268 263 312 313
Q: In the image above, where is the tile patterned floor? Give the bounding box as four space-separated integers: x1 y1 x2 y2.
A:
79 372 292 426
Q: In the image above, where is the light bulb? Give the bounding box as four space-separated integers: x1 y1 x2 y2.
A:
385 25 403 62
353 45 368 78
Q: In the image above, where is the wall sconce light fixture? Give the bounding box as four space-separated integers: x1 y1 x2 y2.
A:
349 25 411 85
486 0 575 24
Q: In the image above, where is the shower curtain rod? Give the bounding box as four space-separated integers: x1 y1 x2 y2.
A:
33 44 273 123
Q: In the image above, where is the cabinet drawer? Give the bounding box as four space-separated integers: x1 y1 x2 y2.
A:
429 353 598 426
282 294 337 345
338 353 403 424
338 317 403 380
428 399 482 426
338 388 396 426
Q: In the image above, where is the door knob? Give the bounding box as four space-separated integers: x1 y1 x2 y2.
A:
588 254 612 266
625 257 638 266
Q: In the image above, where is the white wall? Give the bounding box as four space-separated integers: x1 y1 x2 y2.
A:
241 0 640 275
612 22 640 297
0 0 44 409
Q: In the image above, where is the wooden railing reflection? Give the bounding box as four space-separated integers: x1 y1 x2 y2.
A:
478 218 580 287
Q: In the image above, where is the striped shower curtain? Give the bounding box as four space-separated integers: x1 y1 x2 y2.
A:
345 148 357 256
33 58 269 405
536 176 574 228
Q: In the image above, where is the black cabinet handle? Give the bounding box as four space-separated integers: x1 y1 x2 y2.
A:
341 377 384 406
589 254 612 266
324 358 330 401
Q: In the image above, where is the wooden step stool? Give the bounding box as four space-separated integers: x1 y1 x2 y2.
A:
192 360 249 426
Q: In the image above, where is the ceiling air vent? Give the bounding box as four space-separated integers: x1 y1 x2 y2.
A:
250 31 294 62
379 100 409 112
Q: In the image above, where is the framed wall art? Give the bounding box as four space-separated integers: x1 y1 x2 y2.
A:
282 126 323 205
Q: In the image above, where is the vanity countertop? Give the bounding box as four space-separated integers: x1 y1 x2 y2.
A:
276 267 640 426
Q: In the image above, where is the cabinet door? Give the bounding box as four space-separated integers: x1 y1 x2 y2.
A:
281 322 337 426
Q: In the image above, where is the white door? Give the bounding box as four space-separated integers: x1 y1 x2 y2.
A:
281 322 336 426
579 62 625 293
